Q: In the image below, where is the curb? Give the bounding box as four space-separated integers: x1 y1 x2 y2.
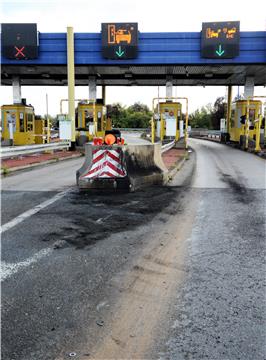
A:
165 151 188 182
191 136 266 157
1 153 83 176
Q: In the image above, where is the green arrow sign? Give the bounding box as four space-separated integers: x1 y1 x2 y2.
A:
115 46 125 57
215 44 225 57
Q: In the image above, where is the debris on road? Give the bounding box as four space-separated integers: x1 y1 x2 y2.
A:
96 320 105 327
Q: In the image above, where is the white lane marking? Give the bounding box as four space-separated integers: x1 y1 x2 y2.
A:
1 247 53 281
1 189 70 234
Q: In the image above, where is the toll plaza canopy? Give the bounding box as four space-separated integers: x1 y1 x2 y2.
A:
1 31 266 86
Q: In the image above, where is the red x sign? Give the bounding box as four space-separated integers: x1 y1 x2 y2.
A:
15 46 25 57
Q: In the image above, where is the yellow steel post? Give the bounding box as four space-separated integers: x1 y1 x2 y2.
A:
47 118 51 143
67 26 75 143
255 115 262 152
102 86 106 105
184 98 189 149
160 115 164 142
245 98 250 150
151 116 155 144
60 99 89 116
93 101 97 137
151 98 157 144
226 86 232 134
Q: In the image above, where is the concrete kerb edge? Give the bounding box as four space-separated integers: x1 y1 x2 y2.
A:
1 153 83 176
164 149 189 183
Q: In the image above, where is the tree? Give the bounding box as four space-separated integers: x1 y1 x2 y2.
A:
127 102 150 114
211 96 226 130
189 106 212 129
106 103 127 127
106 102 152 128
189 97 226 130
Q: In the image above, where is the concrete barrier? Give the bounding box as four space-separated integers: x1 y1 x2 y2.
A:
77 143 167 191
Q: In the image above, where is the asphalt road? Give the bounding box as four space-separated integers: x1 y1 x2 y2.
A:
121 131 150 145
1 139 265 360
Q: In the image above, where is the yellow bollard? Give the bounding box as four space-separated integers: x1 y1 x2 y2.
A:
255 115 262 152
67 26 76 143
151 117 155 144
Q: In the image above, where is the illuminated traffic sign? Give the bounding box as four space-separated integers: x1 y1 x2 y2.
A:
2 23 39 60
201 21 240 59
102 23 138 59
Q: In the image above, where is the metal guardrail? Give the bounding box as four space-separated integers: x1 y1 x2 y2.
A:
161 140 176 153
0 141 71 159
190 129 221 141
120 128 148 132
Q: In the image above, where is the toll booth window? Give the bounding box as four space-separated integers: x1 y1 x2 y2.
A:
230 109 235 127
85 117 93 130
97 112 102 131
1 110 4 130
84 110 93 130
249 109 255 122
19 112 25 132
27 113 33 131
78 112 82 128
7 112 17 132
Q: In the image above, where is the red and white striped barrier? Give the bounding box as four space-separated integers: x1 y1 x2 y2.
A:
81 148 127 179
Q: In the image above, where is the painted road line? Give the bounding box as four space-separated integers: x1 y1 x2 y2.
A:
0 189 70 234
1 247 53 281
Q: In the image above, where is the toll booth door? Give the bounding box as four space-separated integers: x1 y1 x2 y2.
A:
7 111 17 139
156 120 161 138
165 117 176 136
179 120 184 137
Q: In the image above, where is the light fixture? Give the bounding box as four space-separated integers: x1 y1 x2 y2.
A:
27 66 37 72
205 72 213 78
125 72 133 78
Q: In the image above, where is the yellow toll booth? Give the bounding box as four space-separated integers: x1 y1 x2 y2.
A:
229 100 262 145
76 100 110 144
35 117 51 144
155 101 182 142
1 104 35 145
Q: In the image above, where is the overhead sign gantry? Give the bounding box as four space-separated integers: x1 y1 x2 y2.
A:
1 22 265 86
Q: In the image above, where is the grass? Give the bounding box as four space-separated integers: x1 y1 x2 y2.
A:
2 165 10 175
184 152 190 160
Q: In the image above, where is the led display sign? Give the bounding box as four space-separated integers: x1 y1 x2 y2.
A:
201 21 240 59
2 23 39 60
102 23 138 59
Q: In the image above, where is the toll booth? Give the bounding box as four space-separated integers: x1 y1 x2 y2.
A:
1 103 35 145
76 100 109 145
229 100 262 145
155 101 182 142
35 117 51 144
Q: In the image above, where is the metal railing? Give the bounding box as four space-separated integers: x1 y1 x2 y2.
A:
190 129 221 141
161 140 176 153
0 141 70 159
120 128 148 132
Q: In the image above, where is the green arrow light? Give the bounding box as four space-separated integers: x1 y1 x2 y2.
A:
115 46 125 57
216 44 225 56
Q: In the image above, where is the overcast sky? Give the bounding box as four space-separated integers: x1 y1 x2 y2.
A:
1 0 266 116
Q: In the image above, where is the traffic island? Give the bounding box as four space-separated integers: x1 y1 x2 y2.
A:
77 143 167 192
162 147 188 181
77 143 188 192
